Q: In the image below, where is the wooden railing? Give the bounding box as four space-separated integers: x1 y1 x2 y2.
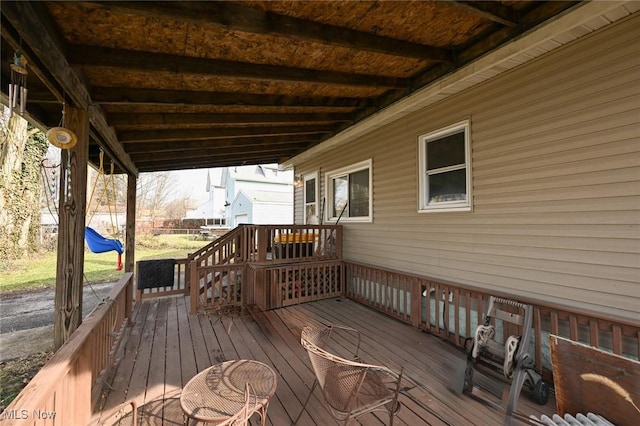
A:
189 263 245 313
135 227 243 300
187 224 343 313
344 261 640 376
188 226 244 267
136 258 189 300
3 273 134 425
246 260 344 310
242 224 342 263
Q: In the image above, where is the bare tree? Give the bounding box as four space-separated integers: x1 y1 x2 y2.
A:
165 196 196 220
137 172 176 229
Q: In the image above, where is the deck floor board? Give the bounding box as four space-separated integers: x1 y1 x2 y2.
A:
94 296 556 425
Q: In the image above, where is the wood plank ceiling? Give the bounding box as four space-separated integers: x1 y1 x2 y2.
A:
1 1 577 174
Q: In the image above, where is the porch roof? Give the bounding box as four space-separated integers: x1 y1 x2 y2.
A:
93 296 556 425
0 1 592 175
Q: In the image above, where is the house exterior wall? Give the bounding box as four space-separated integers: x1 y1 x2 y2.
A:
253 202 294 224
229 190 293 226
224 166 293 225
229 191 253 227
292 14 640 322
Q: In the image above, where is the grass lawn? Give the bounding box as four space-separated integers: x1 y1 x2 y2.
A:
0 234 213 408
0 233 209 293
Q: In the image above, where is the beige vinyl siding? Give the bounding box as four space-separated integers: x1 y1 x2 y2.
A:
293 13 640 321
293 181 303 223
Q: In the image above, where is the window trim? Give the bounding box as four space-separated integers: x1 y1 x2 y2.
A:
418 120 472 213
325 159 373 223
303 171 319 224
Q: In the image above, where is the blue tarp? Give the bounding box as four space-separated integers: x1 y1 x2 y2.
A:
85 226 124 254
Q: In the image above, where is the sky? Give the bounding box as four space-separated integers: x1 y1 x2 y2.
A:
167 168 223 204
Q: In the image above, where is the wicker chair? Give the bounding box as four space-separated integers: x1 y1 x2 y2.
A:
301 323 362 358
223 383 260 426
296 324 403 425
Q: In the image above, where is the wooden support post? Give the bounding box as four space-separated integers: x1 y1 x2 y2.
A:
190 261 198 314
125 173 136 274
258 226 268 262
54 106 88 350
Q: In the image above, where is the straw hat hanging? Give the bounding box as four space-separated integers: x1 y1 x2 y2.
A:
47 102 77 149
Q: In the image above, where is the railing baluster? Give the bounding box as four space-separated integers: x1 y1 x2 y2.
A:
569 314 579 341
612 325 623 355
590 319 599 347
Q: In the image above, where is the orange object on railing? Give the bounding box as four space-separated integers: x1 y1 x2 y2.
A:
273 233 317 244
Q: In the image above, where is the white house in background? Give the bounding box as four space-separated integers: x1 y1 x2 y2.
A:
185 164 294 227
185 170 227 227
230 190 294 226
224 164 293 227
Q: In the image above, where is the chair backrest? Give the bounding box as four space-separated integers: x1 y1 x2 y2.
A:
301 327 369 413
300 323 362 360
301 323 333 349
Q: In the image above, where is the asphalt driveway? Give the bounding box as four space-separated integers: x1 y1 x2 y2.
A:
0 282 116 361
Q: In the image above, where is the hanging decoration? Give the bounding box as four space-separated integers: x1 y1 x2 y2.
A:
8 50 28 116
47 101 78 150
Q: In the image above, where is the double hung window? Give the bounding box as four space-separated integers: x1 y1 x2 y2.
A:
303 172 319 224
326 159 372 222
418 121 471 212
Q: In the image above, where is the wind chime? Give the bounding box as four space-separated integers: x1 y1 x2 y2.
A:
46 102 78 204
8 50 28 116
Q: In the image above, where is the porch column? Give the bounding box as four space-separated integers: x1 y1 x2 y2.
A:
125 173 136 274
54 106 88 350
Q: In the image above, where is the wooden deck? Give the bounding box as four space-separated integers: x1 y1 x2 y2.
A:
93 296 557 425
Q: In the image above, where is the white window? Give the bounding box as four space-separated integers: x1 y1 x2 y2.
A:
303 172 319 224
326 159 372 222
418 121 471 212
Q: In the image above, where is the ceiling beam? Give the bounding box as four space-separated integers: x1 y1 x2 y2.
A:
123 135 323 153
119 125 336 143
92 87 375 108
449 1 519 27
68 45 409 89
88 1 453 63
129 143 306 162
1 1 137 175
135 153 287 172
108 112 354 128
457 1 577 66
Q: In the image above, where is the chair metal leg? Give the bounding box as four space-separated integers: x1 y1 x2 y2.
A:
292 379 318 425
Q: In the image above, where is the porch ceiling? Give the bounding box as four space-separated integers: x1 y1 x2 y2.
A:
1 1 578 175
